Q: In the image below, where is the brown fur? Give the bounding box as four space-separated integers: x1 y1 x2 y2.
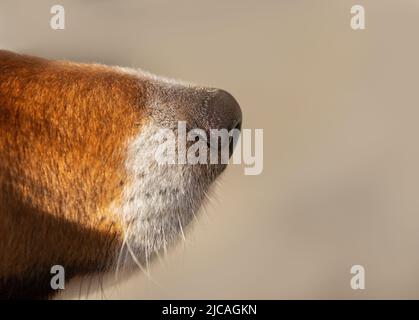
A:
0 50 147 298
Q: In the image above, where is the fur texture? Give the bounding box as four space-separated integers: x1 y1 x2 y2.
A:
0 50 232 299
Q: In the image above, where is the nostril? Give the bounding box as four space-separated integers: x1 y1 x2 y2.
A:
232 118 242 132
229 118 242 157
203 89 242 159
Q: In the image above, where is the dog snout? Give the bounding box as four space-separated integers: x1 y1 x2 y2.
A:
204 89 242 157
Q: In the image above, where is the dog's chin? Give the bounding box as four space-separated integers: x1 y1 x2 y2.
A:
112 122 225 271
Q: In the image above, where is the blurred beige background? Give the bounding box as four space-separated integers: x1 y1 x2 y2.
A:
2 0 419 299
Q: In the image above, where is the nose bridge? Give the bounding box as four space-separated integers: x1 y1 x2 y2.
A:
181 87 216 131
148 82 204 128
149 81 242 135
174 86 242 133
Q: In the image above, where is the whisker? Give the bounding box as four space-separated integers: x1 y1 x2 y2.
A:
99 274 107 300
177 214 186 243
125 240 166 291
162 226 168 257
115 227 130 281
203 190 213 203
85 274 93 300
155 250 166 268
145 232 150 275
125 240 149 276
201 204 212 223
78 275 84 300
191 208 199 224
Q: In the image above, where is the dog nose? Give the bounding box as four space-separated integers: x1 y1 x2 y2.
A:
207 89 242 132
205 89 242 157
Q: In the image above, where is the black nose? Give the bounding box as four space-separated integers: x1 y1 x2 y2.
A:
206 89 242 157
207 89 242 132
